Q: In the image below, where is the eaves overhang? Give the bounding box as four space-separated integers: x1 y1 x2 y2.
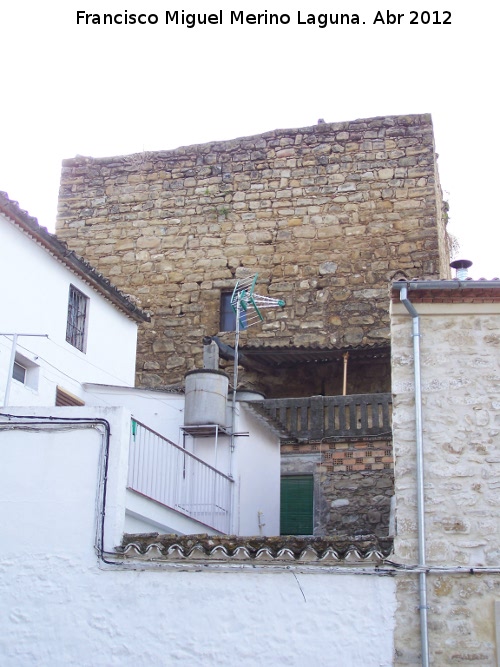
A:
0 191 150 323
391 278 500 304
238 343 391 368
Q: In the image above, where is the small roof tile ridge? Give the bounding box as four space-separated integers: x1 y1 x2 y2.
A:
0 191 150 323
119 533 393 563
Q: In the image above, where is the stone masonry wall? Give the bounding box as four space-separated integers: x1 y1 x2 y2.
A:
281 437 394 537
391 295 500 665
57 114 450 391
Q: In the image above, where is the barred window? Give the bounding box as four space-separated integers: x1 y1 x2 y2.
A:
66 285 88 352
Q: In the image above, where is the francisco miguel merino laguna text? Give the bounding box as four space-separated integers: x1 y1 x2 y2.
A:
76 9 365 28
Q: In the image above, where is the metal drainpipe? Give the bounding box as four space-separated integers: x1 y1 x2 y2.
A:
3 334 18 407
228 298 241 534
399 285 430 667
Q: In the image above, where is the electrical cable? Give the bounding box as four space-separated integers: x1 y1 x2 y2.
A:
0 334 184 412
0 413 119 566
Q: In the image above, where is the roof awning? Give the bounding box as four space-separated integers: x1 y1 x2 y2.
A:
237 344 390 368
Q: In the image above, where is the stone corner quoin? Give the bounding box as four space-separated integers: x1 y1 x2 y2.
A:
56 113 450 389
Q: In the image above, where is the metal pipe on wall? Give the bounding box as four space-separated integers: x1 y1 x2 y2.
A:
3 333 18 407
399 285 430 667
342 351 349 396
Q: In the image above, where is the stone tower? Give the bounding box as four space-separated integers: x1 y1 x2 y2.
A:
57 114 450 396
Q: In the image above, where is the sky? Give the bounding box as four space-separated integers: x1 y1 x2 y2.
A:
1 0 498 278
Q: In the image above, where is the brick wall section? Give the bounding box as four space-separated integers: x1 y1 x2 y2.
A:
57 114 450 390
281 439 393 472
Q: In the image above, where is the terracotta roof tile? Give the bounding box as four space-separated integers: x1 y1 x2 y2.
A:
119 533 393 566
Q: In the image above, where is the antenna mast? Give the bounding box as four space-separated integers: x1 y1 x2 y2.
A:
229 273 285 454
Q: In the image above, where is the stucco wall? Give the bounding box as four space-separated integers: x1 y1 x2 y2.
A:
1 557 396 667
391 297 500 664
233 402 281 535
56 114 449 394
0 406 396 666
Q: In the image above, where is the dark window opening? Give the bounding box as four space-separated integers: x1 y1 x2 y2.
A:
219 292 246 332
12 361 26 384
66 285 88 352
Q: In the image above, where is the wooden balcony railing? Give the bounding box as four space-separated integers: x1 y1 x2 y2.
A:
253 393 392 442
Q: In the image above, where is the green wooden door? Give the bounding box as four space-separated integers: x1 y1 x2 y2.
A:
280 475 314 535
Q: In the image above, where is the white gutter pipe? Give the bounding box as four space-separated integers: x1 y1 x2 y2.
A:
399 285 430 667
3 334 18 407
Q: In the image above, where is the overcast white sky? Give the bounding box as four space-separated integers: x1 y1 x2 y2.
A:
1 0 498 277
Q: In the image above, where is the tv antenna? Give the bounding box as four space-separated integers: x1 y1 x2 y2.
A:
229 273 285 449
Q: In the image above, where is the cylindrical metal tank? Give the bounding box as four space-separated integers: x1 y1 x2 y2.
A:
229 390 266 401
184 369 229 427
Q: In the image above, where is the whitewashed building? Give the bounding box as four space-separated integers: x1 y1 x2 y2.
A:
0 192 281 538
0 190 148 407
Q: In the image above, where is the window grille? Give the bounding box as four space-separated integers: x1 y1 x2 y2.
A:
66 285 88 352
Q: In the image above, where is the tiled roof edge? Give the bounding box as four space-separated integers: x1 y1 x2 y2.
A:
0 191 150 323
392 278 500 289
118 533 393 565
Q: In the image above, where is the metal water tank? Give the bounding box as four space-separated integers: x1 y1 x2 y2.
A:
184 369 229 427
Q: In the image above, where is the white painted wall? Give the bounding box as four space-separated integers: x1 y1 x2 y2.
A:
83 383 185 444
81 384 281 536
0 406 396 667
125 488 221 535
233 402 281 536
0 214 138 407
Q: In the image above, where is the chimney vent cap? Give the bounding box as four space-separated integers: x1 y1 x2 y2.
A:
450 259 473 270
450 259 473 280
